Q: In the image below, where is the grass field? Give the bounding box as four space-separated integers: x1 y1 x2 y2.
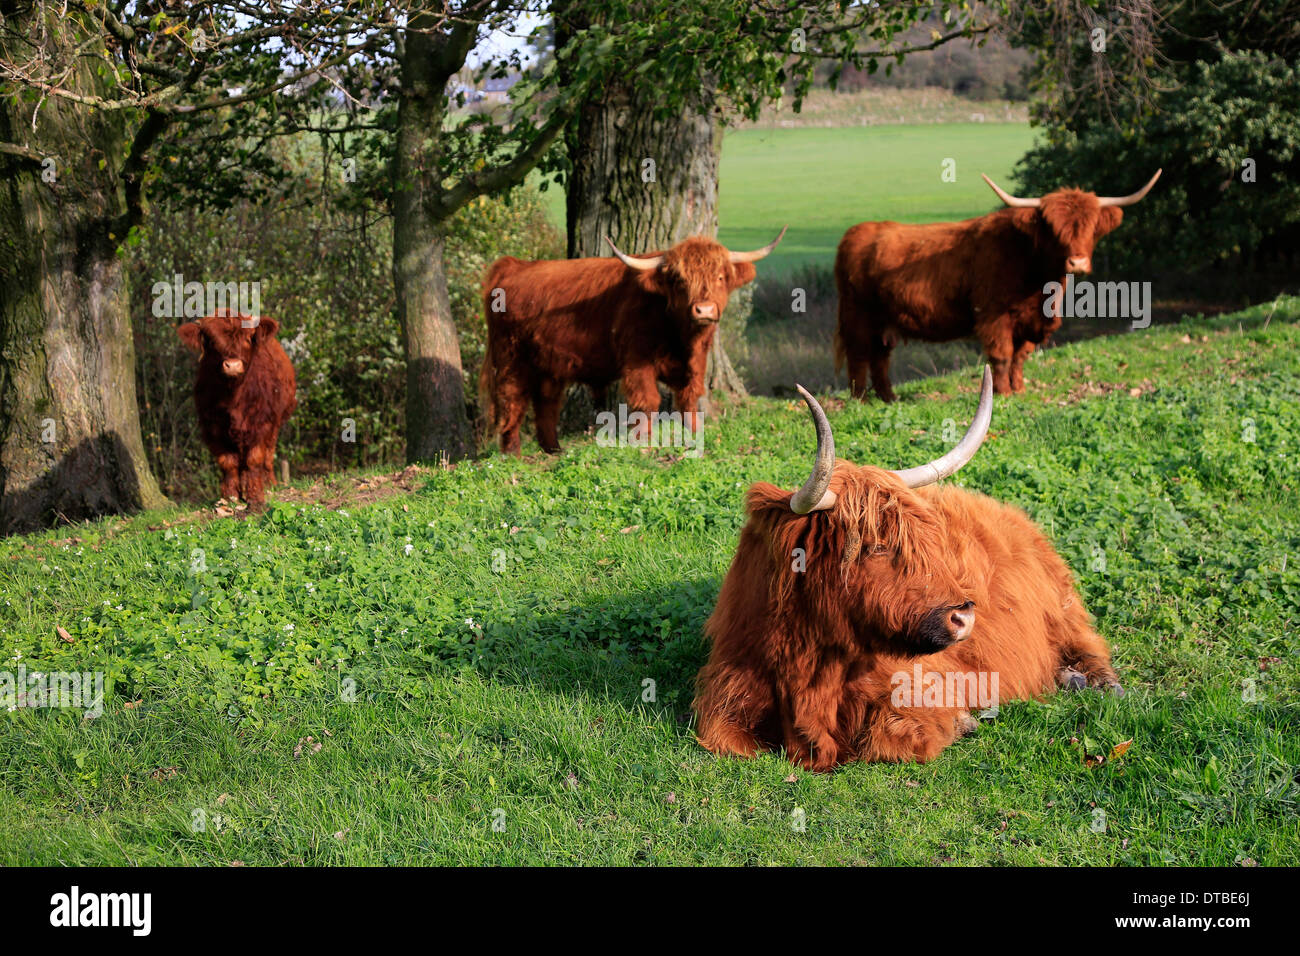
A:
543 122 1035 278
2 299 1297 865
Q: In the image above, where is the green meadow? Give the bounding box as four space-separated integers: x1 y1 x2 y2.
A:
2 299 1297 865
544 122 1035 277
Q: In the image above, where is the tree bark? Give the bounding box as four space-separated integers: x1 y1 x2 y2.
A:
564 82 749 407
0 32 167 535
391 19 473 463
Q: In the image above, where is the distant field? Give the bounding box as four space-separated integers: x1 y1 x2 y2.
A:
734 87 1030 129
716 123 1035 277
543 122 1035 278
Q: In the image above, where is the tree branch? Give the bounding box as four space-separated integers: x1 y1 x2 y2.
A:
435 110 567 217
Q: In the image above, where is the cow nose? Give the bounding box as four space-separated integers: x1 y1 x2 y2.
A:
948 602 975 642
1066 256 1091 274
692 302 718 320
222 359 244 377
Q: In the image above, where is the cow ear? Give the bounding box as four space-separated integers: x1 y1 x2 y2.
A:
728 262 757 289
177 322 202 353
253 317 279 340
1096 206 1123 238
1010 207 1041 236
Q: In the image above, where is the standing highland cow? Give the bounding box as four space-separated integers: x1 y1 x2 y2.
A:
479 229 785 454
835 170 1161 401
178 311 296 509
693 368 1121 770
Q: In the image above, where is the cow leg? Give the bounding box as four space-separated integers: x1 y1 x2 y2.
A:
495 377 528 456
1056 627 1124 695
856 705 961 764
693 660 774 759
263 435 279 488
979 325 1016 395
532 378 566 454
214 450 240 500
783 666 847 772
241 445 268 510
673 383 704 437
866 336 897 403
621 366 660 444
1009 340 1036 393
846 355 872 401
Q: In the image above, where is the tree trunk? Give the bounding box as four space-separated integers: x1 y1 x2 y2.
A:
564 82 749 408
391 25 473 463
0 44 167 535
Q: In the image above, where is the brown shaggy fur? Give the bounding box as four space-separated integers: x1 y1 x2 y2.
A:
693 463 1119 770
177 311 296 508
479 237 759 454
834 189 1127 400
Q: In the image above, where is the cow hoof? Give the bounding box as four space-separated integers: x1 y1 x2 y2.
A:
955 712 979 737
1057 666 1087 691
1107 681 1125 698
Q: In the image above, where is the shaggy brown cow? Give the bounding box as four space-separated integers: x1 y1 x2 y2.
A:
479 229 785 454
178 311 297 508
835 170 1161 401
693 368 1121 770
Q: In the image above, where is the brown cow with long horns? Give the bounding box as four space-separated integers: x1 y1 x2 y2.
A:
835 170 1161 401
480 229 785 455
693 368 1121 770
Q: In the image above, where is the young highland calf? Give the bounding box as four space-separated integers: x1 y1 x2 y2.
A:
479 229 785 454
693 368 1121 770
178 311 297 508
835 170 1161 400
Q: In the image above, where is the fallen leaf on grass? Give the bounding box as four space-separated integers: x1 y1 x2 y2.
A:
56 626 74 644
293 736 323 760
1110 739 1133 760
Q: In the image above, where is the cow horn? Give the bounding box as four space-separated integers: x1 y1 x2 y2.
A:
890 366 994 489
789 384 838 514
605 236 664 270
1097 168 1162 207
727 225 788 264
982 174 1040 208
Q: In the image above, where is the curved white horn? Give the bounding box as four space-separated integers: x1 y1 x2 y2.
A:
982 174 1040 208
728 226 788 264
890 366 993 488
789 385 838 514
605 236 663 270
1098 168 1162 207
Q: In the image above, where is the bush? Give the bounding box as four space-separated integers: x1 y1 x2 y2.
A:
1015 51 1300 276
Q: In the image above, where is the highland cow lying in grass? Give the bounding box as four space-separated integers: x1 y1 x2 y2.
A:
693 367 1122 770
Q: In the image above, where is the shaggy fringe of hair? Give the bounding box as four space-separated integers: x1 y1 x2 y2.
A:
746 463 946 614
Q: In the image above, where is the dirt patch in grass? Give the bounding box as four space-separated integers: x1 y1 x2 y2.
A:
270 463 433 511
